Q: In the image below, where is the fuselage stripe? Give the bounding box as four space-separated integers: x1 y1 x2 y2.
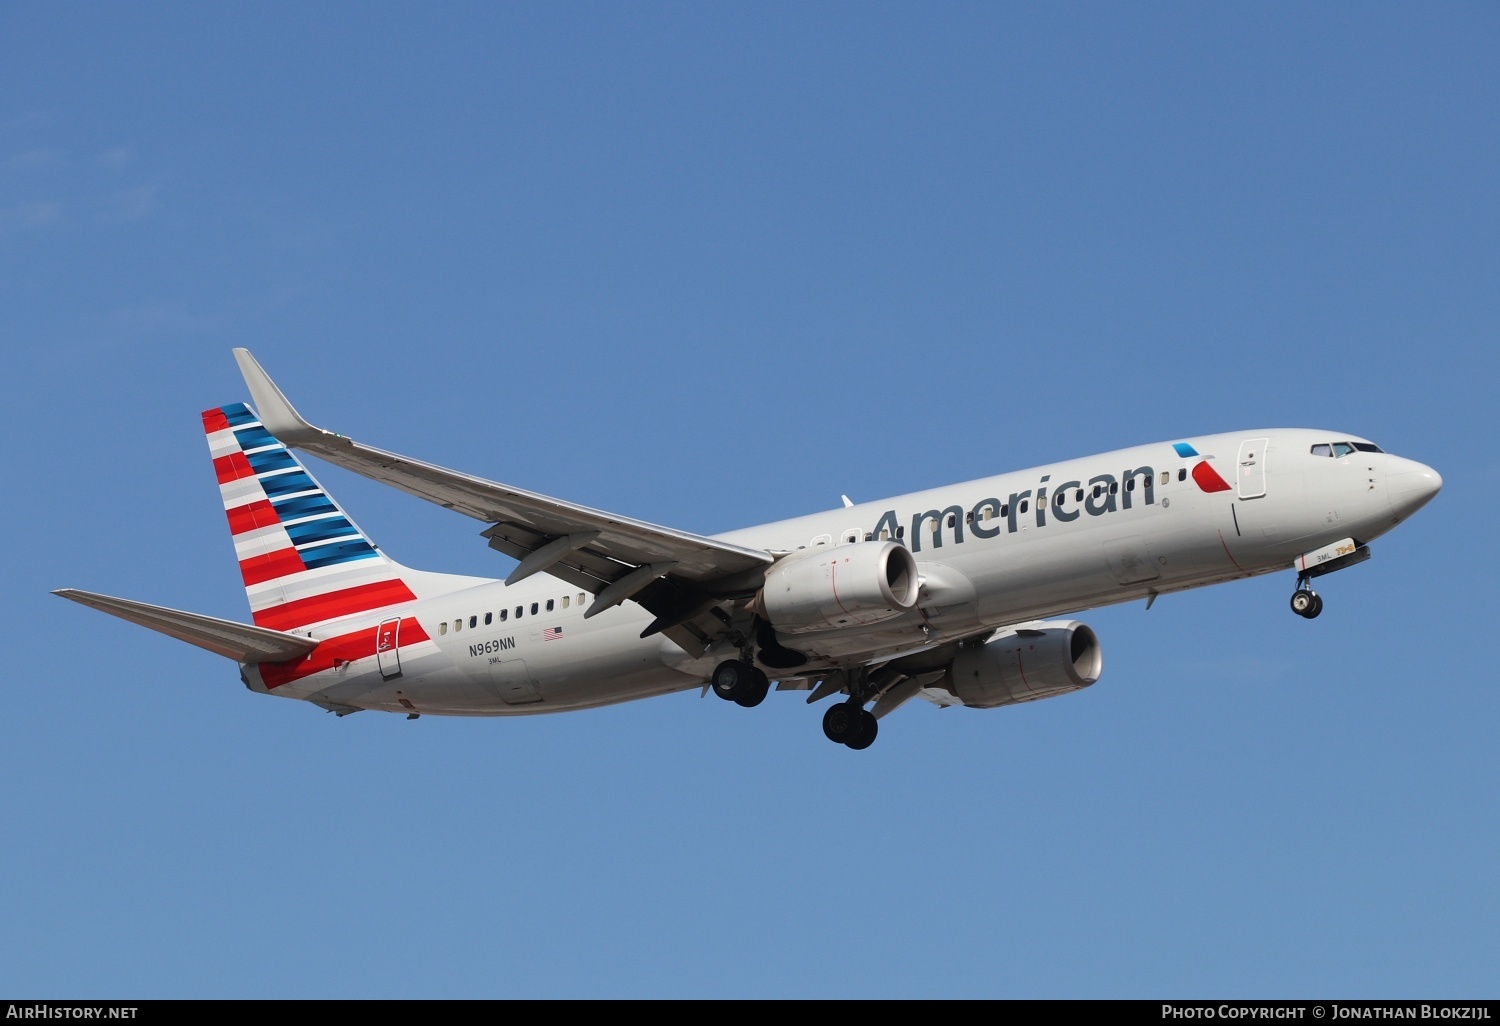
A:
257 616 431 690
252 579 419 631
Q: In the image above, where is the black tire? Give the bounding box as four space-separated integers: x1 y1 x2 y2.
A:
1305 593 1324 619
734 668 771 708
711 660 749 702
1290 590 1315 616
822 701 863 744
845 711 879 750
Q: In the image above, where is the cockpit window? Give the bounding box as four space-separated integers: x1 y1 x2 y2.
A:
1333 442 1356 458
1352 442 1384 453
1311 443 1333 457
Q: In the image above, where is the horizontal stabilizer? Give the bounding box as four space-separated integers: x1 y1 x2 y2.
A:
53 589 319 664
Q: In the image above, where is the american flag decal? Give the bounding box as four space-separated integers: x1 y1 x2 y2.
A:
543 626 563 642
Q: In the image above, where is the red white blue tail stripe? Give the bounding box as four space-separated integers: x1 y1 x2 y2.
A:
203 403 418 633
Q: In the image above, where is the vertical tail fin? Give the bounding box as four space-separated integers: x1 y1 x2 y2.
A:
203 402 420 633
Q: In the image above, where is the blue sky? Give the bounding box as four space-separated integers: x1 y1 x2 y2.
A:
3 3 1496 998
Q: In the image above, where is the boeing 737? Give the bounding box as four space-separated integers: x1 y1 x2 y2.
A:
55 350 1442 749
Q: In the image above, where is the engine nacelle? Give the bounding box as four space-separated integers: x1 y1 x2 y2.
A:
759 541 920 634
945 620 1103 709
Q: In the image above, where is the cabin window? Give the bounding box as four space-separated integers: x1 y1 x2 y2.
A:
1092 486 1101 498
864 532 873 541
546 599 555 612
515 606 523 619
454 619 462 632
1075 489 1083 502
1109 482 1118 494
1000 504 1010 517
896 526 905 539
469 615 477 628
578 593 586 604
484 612 493 625
439 622 447 636
1019 500 1029 513
1126 479 1135 491
500 609 508 622
1178 468 1187 481
844 532 859 543
531 602 539 615
946 514 956 528
561 595 570 609
1160 471 1169 486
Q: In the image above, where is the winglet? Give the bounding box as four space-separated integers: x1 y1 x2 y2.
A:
232 348 324 445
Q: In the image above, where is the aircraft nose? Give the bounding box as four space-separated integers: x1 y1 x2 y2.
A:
1387 457 1442 521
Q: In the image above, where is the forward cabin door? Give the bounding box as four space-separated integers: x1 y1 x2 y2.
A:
1238 438 1269 499
376 617 402 680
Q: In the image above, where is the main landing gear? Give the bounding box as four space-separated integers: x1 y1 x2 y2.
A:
710 659 770 708
1290 579 1324 619
822 700 878 751
710 656 880 750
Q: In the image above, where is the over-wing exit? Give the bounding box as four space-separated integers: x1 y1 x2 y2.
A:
55 350 1441 749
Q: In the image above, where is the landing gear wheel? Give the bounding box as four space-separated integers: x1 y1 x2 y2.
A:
1290 589 1321 619
844 710 879 750
822 701 866 745
734 667 771 708
711 660 753 702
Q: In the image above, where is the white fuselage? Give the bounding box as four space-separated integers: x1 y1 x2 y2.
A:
245 429 1438 716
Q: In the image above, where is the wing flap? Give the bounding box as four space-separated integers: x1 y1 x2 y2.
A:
54 589 319 664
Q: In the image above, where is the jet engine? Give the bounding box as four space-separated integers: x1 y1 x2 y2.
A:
944 620 1102 708
758 541 920 634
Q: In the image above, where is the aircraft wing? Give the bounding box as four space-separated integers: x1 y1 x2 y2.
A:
234 350 773 648
54 589 319 664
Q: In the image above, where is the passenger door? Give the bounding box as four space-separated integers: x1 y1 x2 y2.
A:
1238 438 1269 499
375 617 402 680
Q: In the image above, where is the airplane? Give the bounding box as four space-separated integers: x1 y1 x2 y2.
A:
55 350 1442 749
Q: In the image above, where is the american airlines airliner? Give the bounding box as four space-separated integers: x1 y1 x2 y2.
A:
55 350 1441 750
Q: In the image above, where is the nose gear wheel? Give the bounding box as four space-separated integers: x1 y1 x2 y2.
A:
1290 587 1323 619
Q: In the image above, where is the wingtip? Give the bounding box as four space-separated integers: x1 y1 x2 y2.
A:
233 349 320 444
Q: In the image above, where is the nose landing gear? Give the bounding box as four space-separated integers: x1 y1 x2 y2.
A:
1290 580 1323 619
1288 541 1373 620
